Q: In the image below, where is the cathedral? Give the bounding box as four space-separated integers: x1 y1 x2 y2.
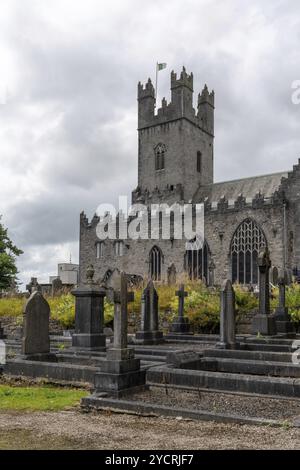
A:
79 67 300 286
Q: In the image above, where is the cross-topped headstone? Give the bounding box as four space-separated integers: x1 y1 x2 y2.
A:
111 272 134 353
169 284 191 334
94 271 146 396
136 280 163 344
274 268 295 333
252 248 277 335
176 284 188 319
26 277 41 295
218 279 236 349
258 248 271 316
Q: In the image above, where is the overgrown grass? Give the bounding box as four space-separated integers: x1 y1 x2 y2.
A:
0 384 88 411
1 282 300 331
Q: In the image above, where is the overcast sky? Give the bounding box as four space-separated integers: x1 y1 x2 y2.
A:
1 0 300 288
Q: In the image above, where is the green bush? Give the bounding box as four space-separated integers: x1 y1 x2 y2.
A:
49 294 75 329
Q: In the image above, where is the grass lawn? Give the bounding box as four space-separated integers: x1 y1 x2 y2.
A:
0 384 88 411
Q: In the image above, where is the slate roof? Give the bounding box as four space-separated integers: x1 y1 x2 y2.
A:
193 171 288 206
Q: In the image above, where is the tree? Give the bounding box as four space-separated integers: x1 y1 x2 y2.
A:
0 216 23 291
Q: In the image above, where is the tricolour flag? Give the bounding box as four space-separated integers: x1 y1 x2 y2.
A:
157 62 167 71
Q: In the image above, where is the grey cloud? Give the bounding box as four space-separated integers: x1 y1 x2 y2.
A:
1 0 300 287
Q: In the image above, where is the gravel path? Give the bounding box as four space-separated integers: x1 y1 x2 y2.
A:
128 386 300 420
0 409 300 449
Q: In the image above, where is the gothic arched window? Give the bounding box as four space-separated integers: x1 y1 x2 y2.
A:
185 237 209 283
155 143 166 171
149 245 162 281
230 218 267 285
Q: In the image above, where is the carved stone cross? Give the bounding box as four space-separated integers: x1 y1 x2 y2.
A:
175 284 188 320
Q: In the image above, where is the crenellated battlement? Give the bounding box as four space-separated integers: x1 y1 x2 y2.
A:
170 67 193 91
198 84 215 108
137 67 214 136
137 78 155 100
203 190 286 215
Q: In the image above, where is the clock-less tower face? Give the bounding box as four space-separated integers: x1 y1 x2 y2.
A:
136 68 214 203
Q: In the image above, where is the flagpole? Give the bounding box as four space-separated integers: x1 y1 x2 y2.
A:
155 62 158 108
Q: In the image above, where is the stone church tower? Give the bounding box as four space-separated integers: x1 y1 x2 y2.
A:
133 67 214 204
79 66 300 287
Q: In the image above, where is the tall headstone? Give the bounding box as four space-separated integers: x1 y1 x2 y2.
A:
94 272 146 396
72 265 106 351
136 280 164 344
169 284 190 334
252 248 277 335
51 277 63 297
22 291 53 359
274 269 295 333
217 280 236 349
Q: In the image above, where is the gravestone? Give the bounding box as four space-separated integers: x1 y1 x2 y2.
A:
169 284 190 334
166 350 202 369
136 280 164 344
22 291 53 359
71 265 106 351
94 272 146 396
217 279 237 349
167 264 177 285
274 269 295 333
51 277 63 296
252 248 277 335
26 277 41 295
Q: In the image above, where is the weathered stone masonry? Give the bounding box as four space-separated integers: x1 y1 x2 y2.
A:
79 67 300 286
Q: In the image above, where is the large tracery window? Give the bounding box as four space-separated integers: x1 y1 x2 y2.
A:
230 218 267 285
155 143 166 171
149 246 162 281
185 238 209 283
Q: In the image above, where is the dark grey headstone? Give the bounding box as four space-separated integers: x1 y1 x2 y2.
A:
51 277 63 296
218 279 236 349
169 284 190 334
166 350 201 368
72 265 106 351
274 269 295 333
22 291 50 356
136 280 163 344
94 272 145 396
252 248 277 335
26 277 41 295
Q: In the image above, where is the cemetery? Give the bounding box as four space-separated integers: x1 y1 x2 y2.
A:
1 248 300 429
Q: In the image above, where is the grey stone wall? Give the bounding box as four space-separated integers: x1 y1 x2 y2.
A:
79 200 287 286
